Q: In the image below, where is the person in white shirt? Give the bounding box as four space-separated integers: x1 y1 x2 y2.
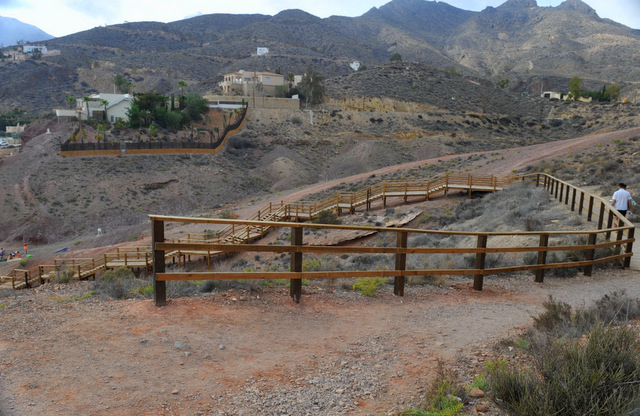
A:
612 182 632 217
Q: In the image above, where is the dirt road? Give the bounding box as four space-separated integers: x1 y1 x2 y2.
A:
1 128 640 416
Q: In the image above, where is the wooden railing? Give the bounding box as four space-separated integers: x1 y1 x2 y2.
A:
149 173 635 306
3 173 634 293
60 105 248 156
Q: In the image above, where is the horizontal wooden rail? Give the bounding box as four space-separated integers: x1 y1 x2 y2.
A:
3 173 635 294
151 173 635 306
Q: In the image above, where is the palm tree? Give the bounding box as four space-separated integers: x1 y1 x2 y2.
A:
65 95 75 109
178 80 187 97
101 99 109 121
82 96 90 120
286 72 295 92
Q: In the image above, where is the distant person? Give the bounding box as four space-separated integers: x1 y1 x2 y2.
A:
612 182 633 217
0 247 4 258
23 243 28 255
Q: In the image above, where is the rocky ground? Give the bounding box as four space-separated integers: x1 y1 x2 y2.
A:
1 126 640 414
0 263 638 416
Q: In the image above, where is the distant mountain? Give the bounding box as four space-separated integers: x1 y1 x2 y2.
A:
2 0 640 114
0 16 53 46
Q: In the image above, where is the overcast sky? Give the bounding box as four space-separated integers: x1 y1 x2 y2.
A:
0 0 637 38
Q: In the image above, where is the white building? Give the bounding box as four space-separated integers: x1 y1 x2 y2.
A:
75 93 132 122
23 45 47 54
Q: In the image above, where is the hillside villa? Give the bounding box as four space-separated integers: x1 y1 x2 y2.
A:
55 93 132 123
219 70 289 97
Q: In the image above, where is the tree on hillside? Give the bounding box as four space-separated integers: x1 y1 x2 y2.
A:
568 76 582 99
30 48 42 60
101 99 109 120
181 93 209 123
605 84 621 102
286 72 295 92
65 95 75 109
178 80 187 98
114 74 127 93
126 91 208 131
299 65 325 107
389 52 402 62
82 96 90 120
498 78 509 89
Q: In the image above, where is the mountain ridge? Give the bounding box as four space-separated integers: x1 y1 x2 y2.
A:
0 15 53 46
1 0 639 114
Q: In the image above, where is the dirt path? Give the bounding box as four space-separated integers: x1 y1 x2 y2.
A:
1 270 639 416
231 127 640 220
2 128 640 415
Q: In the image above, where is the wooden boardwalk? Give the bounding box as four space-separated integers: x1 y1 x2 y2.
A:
3 173 635 291
149 173 636 305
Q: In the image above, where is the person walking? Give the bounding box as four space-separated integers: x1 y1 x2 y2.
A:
612 182 633 217
23 243 28 255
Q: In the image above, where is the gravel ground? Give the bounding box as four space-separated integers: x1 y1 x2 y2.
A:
0 267 639 416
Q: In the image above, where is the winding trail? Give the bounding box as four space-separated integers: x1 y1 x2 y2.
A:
233 127 640 219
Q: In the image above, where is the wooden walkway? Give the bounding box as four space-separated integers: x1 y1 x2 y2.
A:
4 173 634 293
150 173 636 305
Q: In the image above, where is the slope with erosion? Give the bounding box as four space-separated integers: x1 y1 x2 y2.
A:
1 154 640 416
0 72 638 251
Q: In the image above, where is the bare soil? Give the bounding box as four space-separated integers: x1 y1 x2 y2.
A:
2 127 640 415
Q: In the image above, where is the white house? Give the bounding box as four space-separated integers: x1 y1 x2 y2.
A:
23 45 47 54
76 93 132 122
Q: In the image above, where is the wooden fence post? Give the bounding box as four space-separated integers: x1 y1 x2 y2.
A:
382 183 387 208
394 232 408 297
153 219 166 306
535 234 549 283
598 202 605 229
473 235 487 290
554 180 559 199
587 196 594 222
571 188 576 211
536 173 540 187
579 192 584 215
445 174 449 196
624 227 635 269
290 227 303 303
606 210 614 240
584 232 597 277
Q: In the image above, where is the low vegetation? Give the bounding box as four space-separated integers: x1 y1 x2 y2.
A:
488 293 640 415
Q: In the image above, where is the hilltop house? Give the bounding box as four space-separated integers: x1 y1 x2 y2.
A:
220 70 286 97
75 93 132 122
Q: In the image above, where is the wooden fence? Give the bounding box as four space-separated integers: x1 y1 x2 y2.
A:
2 173 634 294
59 104 248 156
149 173 635 306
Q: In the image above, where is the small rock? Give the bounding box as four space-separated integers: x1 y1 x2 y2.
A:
185 351 191 357
469 387 485 398
174 341 190 350
475 403 488 412
219 344 225 350
172 389 179 395
140 338 148 344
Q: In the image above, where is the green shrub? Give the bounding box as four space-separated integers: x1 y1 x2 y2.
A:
94 267 145 299
53 267 75 284
489 294 640 416
312 209 341 225
352 276 388 297
401 360 465 415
